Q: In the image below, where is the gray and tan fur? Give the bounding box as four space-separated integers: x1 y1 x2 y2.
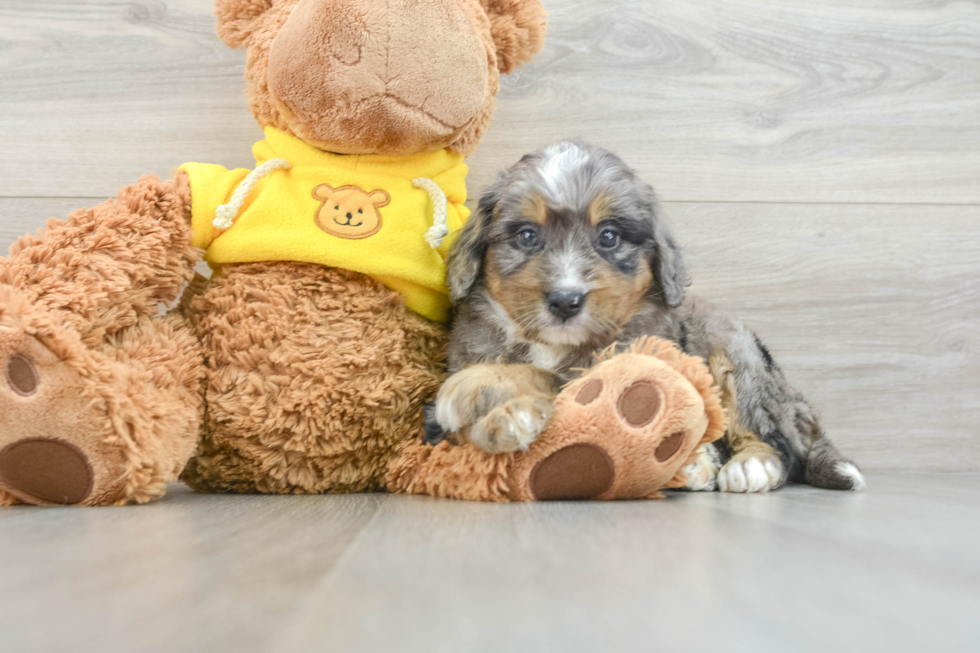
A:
427 140 865 492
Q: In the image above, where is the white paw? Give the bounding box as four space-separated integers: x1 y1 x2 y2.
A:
682 445 719 491
433 371 493 432
717 455 785 493
470 396 553 453
835 462 867 491
434 395 463 433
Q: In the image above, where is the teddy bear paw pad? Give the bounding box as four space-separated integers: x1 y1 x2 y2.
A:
0 333 120 506
530 443 615 500
617 381 662 427
5 354 38 396
538 349 712 499
0 343 97 505
0 438 93 505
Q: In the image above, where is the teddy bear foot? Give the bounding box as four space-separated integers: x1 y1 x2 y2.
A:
0 325 118 506
509 337 727 501
0 288 203 506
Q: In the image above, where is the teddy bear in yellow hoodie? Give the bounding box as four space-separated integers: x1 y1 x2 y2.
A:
0 0 547 505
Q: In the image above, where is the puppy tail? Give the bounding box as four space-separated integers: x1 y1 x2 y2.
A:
804 437 867 491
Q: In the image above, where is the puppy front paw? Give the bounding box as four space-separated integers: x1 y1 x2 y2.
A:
433 364 559 445
681 444 721 491
432 371 504 434
470 395 555 453
717 453 785 493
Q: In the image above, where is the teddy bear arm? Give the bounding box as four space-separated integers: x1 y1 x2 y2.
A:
0 171 208 506
1 171 200 347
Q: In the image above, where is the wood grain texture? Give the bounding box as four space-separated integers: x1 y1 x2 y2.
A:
281 473 980 653
0 487 382 653
0 0 262 197
670 202 980 471
1 0 978 201
2 474 977 653
469 0 980 203
0 197 101 246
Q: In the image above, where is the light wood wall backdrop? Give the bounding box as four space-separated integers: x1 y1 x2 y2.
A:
1 0 977 471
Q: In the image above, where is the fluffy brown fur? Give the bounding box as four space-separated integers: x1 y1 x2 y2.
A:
215 0 546 157
0 174 203 505
0 268 202 506
181 262 446 494
707 349 782 470
0 0 547 506
0 173 195 348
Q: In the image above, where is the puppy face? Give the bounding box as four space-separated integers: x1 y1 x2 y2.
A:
449 140 687 348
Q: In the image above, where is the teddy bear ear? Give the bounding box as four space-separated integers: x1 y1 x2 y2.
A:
368 190 391 208
312 184 334 199
478 0 548 74
214 0 275 49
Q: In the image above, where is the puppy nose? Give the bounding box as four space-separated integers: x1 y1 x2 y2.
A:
546 291 586 320
346 212 353 219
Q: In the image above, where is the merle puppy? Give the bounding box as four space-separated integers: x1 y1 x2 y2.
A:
426 141 864 492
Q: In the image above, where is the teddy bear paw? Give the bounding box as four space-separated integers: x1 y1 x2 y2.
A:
0 292 201 507
517 348 716 501
0 329 105 506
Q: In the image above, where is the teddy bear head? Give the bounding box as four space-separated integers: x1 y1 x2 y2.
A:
214 0 547 157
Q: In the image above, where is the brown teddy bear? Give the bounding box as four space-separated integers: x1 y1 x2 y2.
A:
0 0 548 506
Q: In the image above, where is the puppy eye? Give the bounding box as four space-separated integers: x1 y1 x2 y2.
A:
358 209 363 214
516 228 539 248
598 228 621 249
334 206 339 210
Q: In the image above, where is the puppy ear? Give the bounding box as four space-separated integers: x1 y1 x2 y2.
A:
644 185 689 307
214 0 274 49
447 174 504 304
478 0 548 74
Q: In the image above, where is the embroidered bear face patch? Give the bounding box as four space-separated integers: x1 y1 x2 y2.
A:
312 184 390 240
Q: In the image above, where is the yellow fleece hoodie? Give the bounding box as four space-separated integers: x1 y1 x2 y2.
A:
180 127 470 323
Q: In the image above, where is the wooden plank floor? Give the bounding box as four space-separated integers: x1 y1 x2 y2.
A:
1 2 979 651
0 472 978 653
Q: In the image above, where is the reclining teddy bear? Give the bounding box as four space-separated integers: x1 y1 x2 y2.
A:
0 0 725 506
